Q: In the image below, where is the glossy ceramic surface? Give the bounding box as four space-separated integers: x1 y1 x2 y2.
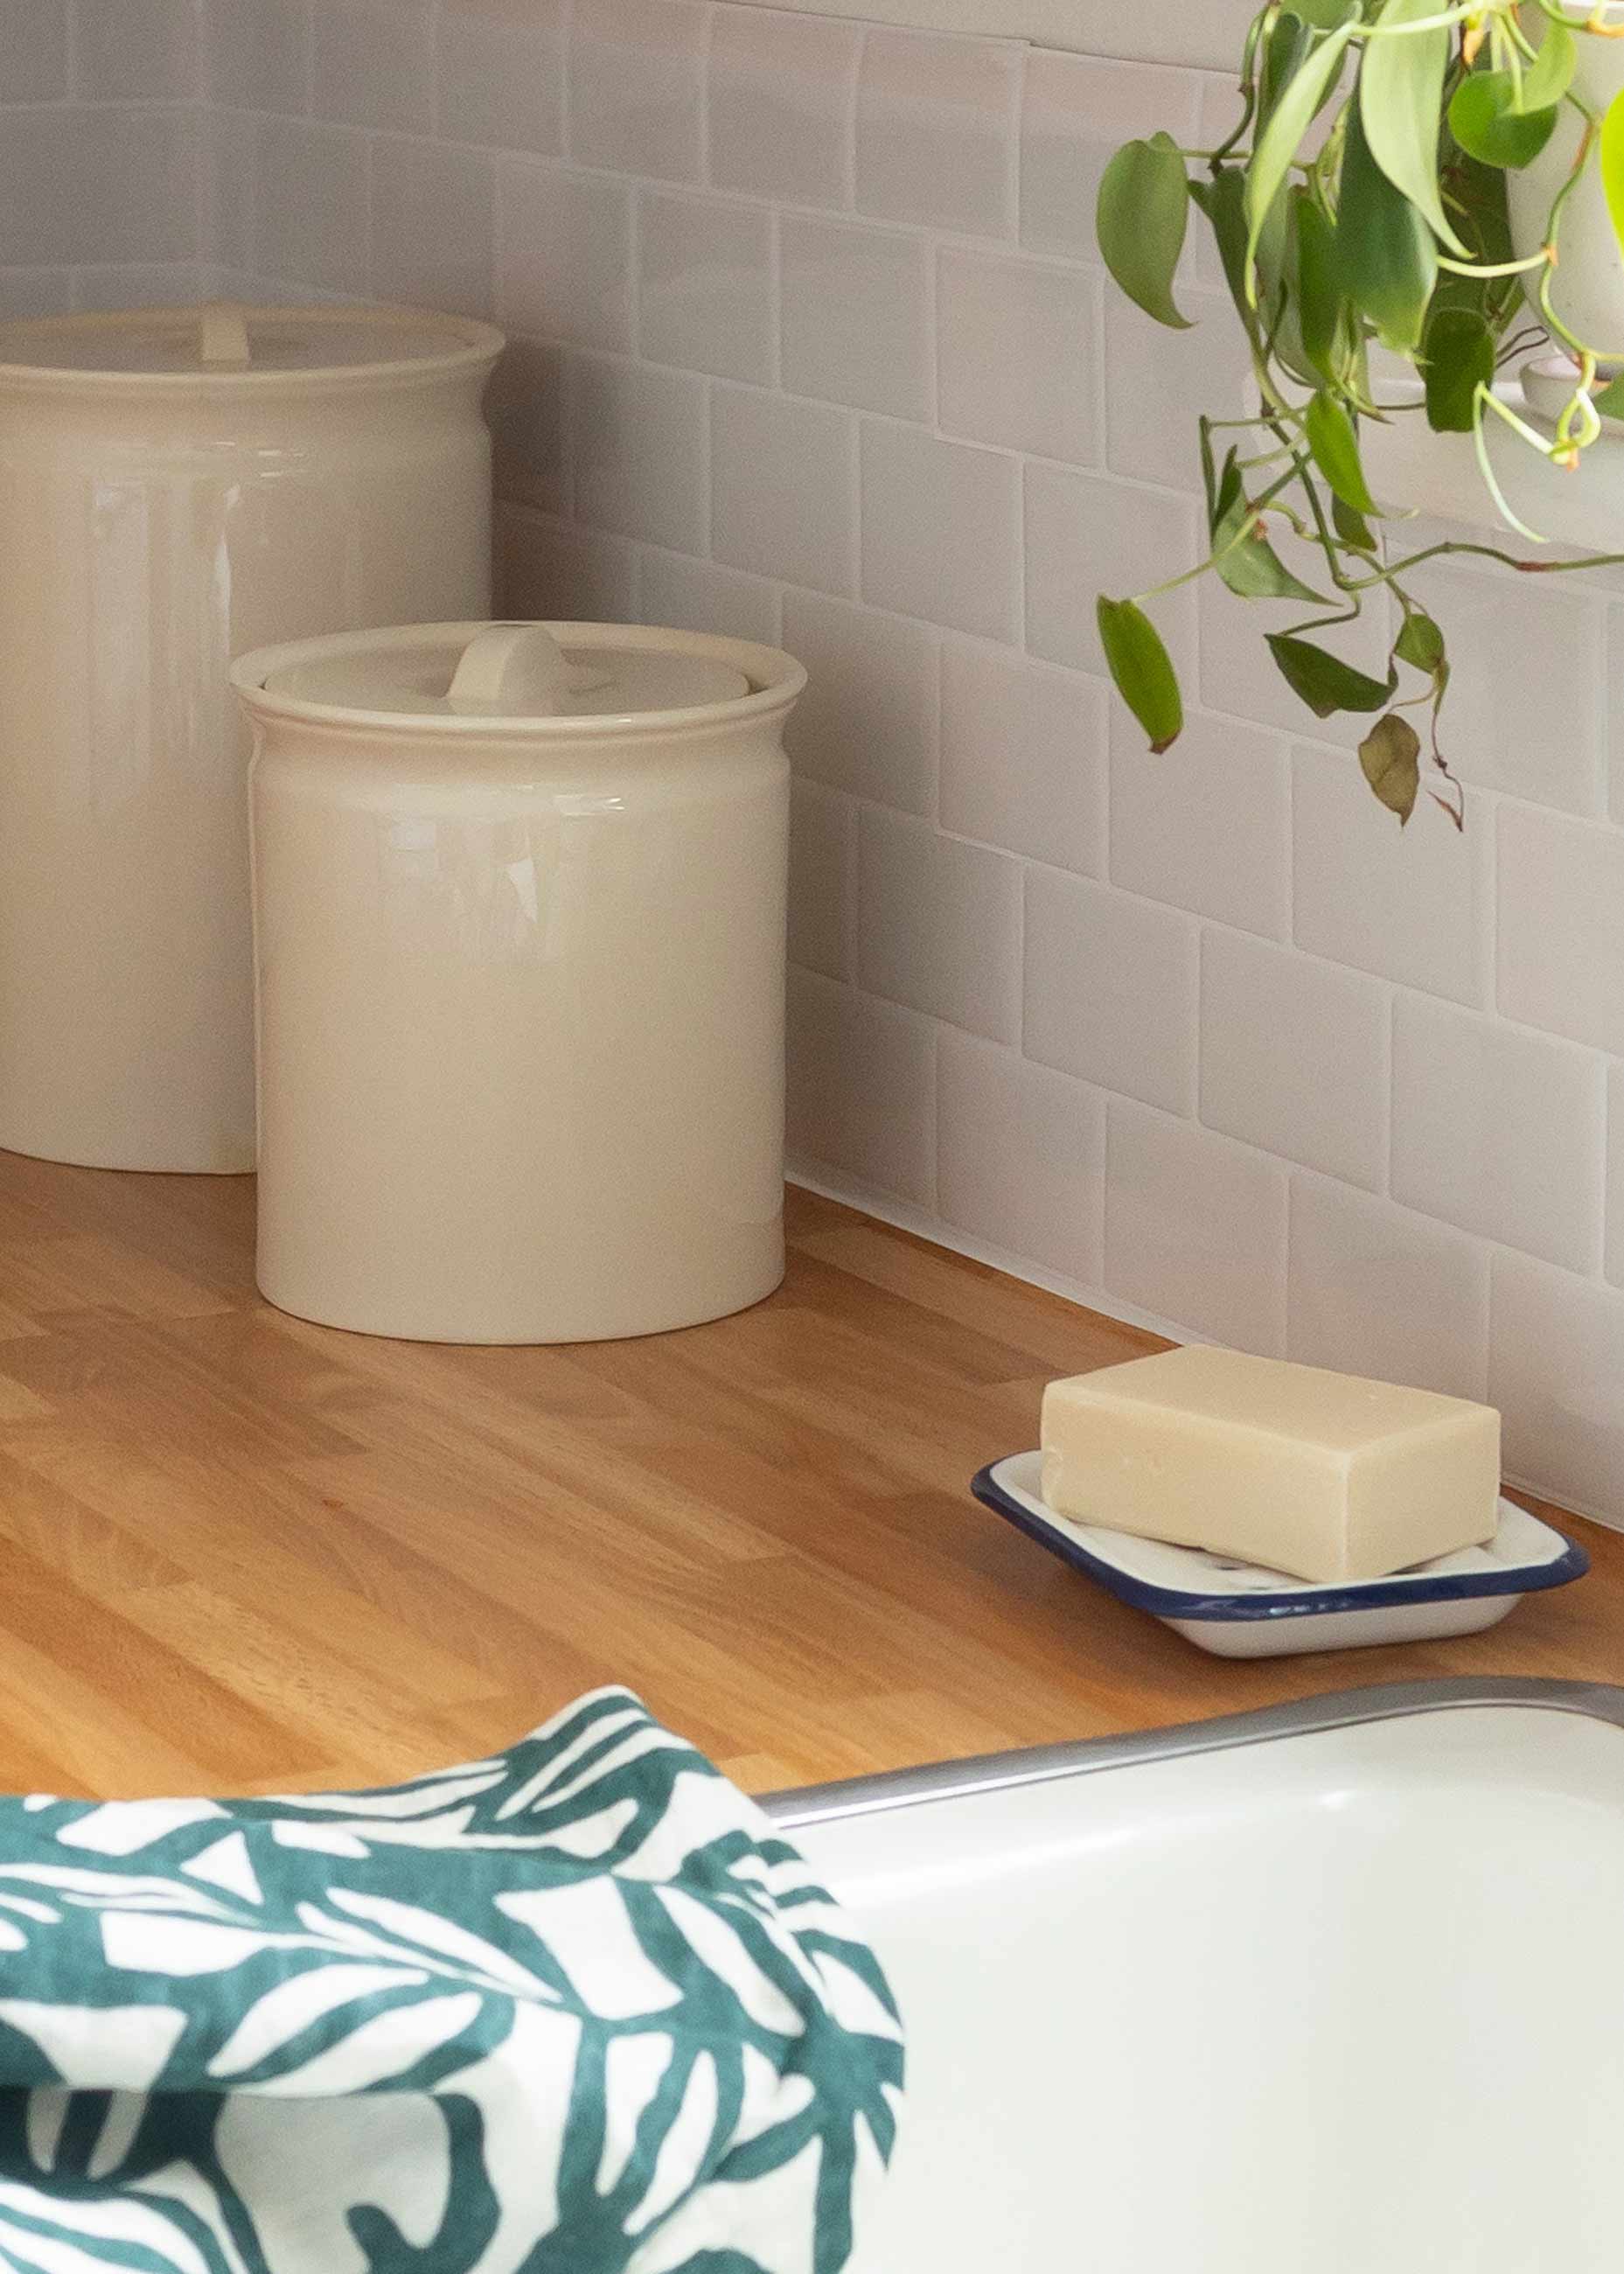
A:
973 1451 1587 1658
774 1681 1624 2272
1509 19 1624 354
0 303 502 1174
234 621 805 1345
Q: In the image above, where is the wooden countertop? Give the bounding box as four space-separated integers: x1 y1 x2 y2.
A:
0 1152 1618 1798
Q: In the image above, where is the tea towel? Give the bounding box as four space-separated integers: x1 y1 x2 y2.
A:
0 1686 903 2273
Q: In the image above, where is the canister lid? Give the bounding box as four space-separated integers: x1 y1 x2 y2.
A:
255 623 756 726
0 302 505 391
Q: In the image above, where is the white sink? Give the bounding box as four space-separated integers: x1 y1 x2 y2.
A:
770 1682 1624 2273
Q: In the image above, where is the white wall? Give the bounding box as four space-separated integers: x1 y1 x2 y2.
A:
90 0 1624 1524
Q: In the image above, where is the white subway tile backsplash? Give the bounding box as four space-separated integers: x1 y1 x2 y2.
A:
197 1 1624 1524
1286 1176 1490 1403
568 353 707 550
857 808 1021 1042
1025 464 1199 680
0 269 76 319
0 0 68 102
312 0 433 132
1490 1251 1624 1521
1109 707 1289 938
219 115 368 294
638 549 781 645
1612 605 1624 825
1497 803 1624 1057
77 0 199 99
780 589 937 815
787 970 935 1205
1021 52 1202 261
0 108 199 269
1200 931 1390 1190
1293 745 1489 1008
1104 291 1249 492
1105 1099 1288 1354
438 0 566 156
487 338 568 515
1407 563 1606 816
1024 870 1197 1115
781 217 930 422
713 387 856 596
939 639 1105 875
708 5 858 208
790 780 854 982
937 249 1098 464
370 139 496 320
855 31 1017 240
496 506 638 620
1600 1055 1610 1291
638 191 773 386
1391 993 1606 1274
497 163 633 352
569 0 706 182
75 263 207 311
861 422 1019 643
937 1031 1105 1284
205 0 306 113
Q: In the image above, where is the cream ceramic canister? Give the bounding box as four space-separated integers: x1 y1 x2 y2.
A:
233 621 805 1346
0 302 504 1175
1508 12 1624 358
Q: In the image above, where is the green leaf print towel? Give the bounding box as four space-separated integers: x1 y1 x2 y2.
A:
0 1687 903 2273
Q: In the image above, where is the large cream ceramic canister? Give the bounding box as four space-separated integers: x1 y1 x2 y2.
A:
233 620 805 1345
0 302 504 1175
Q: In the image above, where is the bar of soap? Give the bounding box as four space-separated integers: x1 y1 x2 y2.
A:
1040 1345 1501 1583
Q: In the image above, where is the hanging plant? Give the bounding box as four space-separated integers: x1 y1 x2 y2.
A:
1094 0 1624 826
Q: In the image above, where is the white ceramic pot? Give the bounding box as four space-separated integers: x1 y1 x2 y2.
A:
233 620 805 1346
1507 19 1624 357
0 302 504 1175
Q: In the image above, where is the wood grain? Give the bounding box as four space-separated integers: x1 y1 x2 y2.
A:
0 1150 1616 1799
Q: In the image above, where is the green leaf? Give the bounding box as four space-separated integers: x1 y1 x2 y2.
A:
1212 492 1330 603
1289 0 1360 25
1304 390 1378 515
1394 610 1446 675
1593 372 1624 422
1336 100 1438 352
1259 10 1314 128
1266 633 1397 717
1359 0 1468 253
1519 17 1576 112
1448 70 1557 170
1245 21 1356 289
1207 443 1244 542
1358 711 1421 823
1098 597 1184 752
1600 88 1624 268
1097 133 1192 329
1333 493 1378 551
1421 304 1495 433
1294 194 1345 384
1190 168 1249 317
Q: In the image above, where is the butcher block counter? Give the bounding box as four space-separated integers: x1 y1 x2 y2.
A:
0 1152 1616 1798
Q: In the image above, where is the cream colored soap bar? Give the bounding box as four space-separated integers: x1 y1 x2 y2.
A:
1040 1346 1501 1583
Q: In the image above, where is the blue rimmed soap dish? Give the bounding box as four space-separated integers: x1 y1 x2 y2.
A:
972 1453 1588 1660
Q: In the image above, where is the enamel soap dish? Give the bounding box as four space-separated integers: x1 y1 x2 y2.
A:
972 1453 1588 1660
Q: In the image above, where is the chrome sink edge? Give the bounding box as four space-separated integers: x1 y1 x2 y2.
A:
761 1678 1624 1829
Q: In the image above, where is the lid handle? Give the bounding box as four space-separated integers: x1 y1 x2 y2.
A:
199 302 253 368
446 624 607 717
